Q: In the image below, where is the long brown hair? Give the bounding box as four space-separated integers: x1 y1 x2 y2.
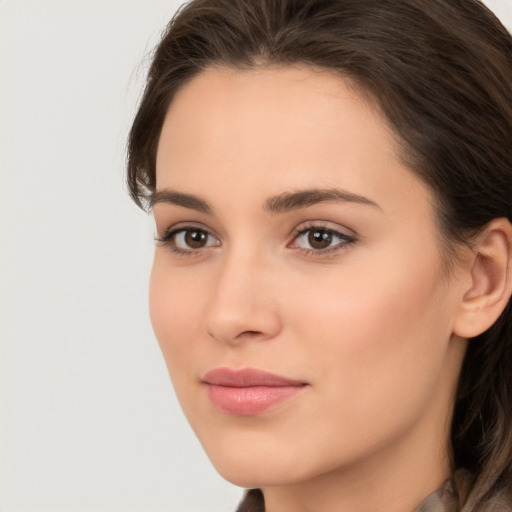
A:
127 0 512 508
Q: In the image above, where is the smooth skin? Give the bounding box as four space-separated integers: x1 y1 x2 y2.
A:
150 66 512 512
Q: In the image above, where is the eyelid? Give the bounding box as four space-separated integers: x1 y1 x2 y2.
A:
289 220 357 239
287 221 357 254
156 220 218 239
155 222 221 255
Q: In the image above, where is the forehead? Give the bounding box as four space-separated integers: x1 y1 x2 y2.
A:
157 65 395 168
155 65 431 217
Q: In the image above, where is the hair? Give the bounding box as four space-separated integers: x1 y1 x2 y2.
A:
127 0 512 508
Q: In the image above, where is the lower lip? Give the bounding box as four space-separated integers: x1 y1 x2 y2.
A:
205 384 306 416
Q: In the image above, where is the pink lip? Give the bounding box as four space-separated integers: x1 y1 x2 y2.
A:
202 368 308 416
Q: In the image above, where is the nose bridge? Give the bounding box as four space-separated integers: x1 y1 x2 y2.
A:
204 244 281 344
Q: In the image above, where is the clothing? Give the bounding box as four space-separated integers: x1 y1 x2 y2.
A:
235 469 512 512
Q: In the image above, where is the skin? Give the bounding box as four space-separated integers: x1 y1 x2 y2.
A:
150 65 472 512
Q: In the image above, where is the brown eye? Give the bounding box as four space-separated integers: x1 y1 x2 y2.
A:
162 227 220 253
290 225 356 254
184 229 209 249
308 229 333 249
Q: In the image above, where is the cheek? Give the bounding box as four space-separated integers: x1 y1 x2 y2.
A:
149 257 206 375
288 251 452 419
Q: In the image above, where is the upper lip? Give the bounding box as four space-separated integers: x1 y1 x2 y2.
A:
202 367 307 387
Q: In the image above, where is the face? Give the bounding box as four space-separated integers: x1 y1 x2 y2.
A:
150 66 467 489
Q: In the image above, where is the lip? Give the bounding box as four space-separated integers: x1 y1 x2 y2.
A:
202 367 308 416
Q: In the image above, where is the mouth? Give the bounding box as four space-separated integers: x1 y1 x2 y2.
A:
202 367 308 416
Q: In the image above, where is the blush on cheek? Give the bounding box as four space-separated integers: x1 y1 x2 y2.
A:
149 269 199 354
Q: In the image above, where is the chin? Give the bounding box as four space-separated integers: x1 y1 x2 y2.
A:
199 433 320 489
217 468 270 489
203 443 276 487
213 459 300 489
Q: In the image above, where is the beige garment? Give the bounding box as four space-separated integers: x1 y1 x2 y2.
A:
235 469 512 512
412 471 462 512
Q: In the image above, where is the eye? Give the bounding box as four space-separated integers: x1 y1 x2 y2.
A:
157 226 220 253
289 225 356 253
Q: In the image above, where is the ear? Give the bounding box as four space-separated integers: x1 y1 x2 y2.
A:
453 218 512 339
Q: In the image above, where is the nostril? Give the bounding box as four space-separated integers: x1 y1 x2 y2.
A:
232 330 268 343
208 329 265 344
205 294 282 344
208 331 220 342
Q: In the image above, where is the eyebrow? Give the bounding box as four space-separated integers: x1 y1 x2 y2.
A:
150 189 213 214
150 187 381 214
263 188 381 214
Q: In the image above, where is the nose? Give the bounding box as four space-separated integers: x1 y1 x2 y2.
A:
204 250 282 346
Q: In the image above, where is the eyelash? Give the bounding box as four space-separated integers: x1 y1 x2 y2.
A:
155 225 219 257
290 224 357 256
156 223 357 257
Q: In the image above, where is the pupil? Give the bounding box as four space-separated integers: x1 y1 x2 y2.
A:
185 229 207 248
309 229 332 249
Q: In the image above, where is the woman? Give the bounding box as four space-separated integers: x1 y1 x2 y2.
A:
127 0 512 510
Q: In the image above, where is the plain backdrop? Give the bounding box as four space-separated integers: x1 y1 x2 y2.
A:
1 1 511 511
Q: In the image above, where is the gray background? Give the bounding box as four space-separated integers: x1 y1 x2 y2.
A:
1 1 511 510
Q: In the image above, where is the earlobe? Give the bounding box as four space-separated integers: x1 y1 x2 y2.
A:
453 218 512 339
